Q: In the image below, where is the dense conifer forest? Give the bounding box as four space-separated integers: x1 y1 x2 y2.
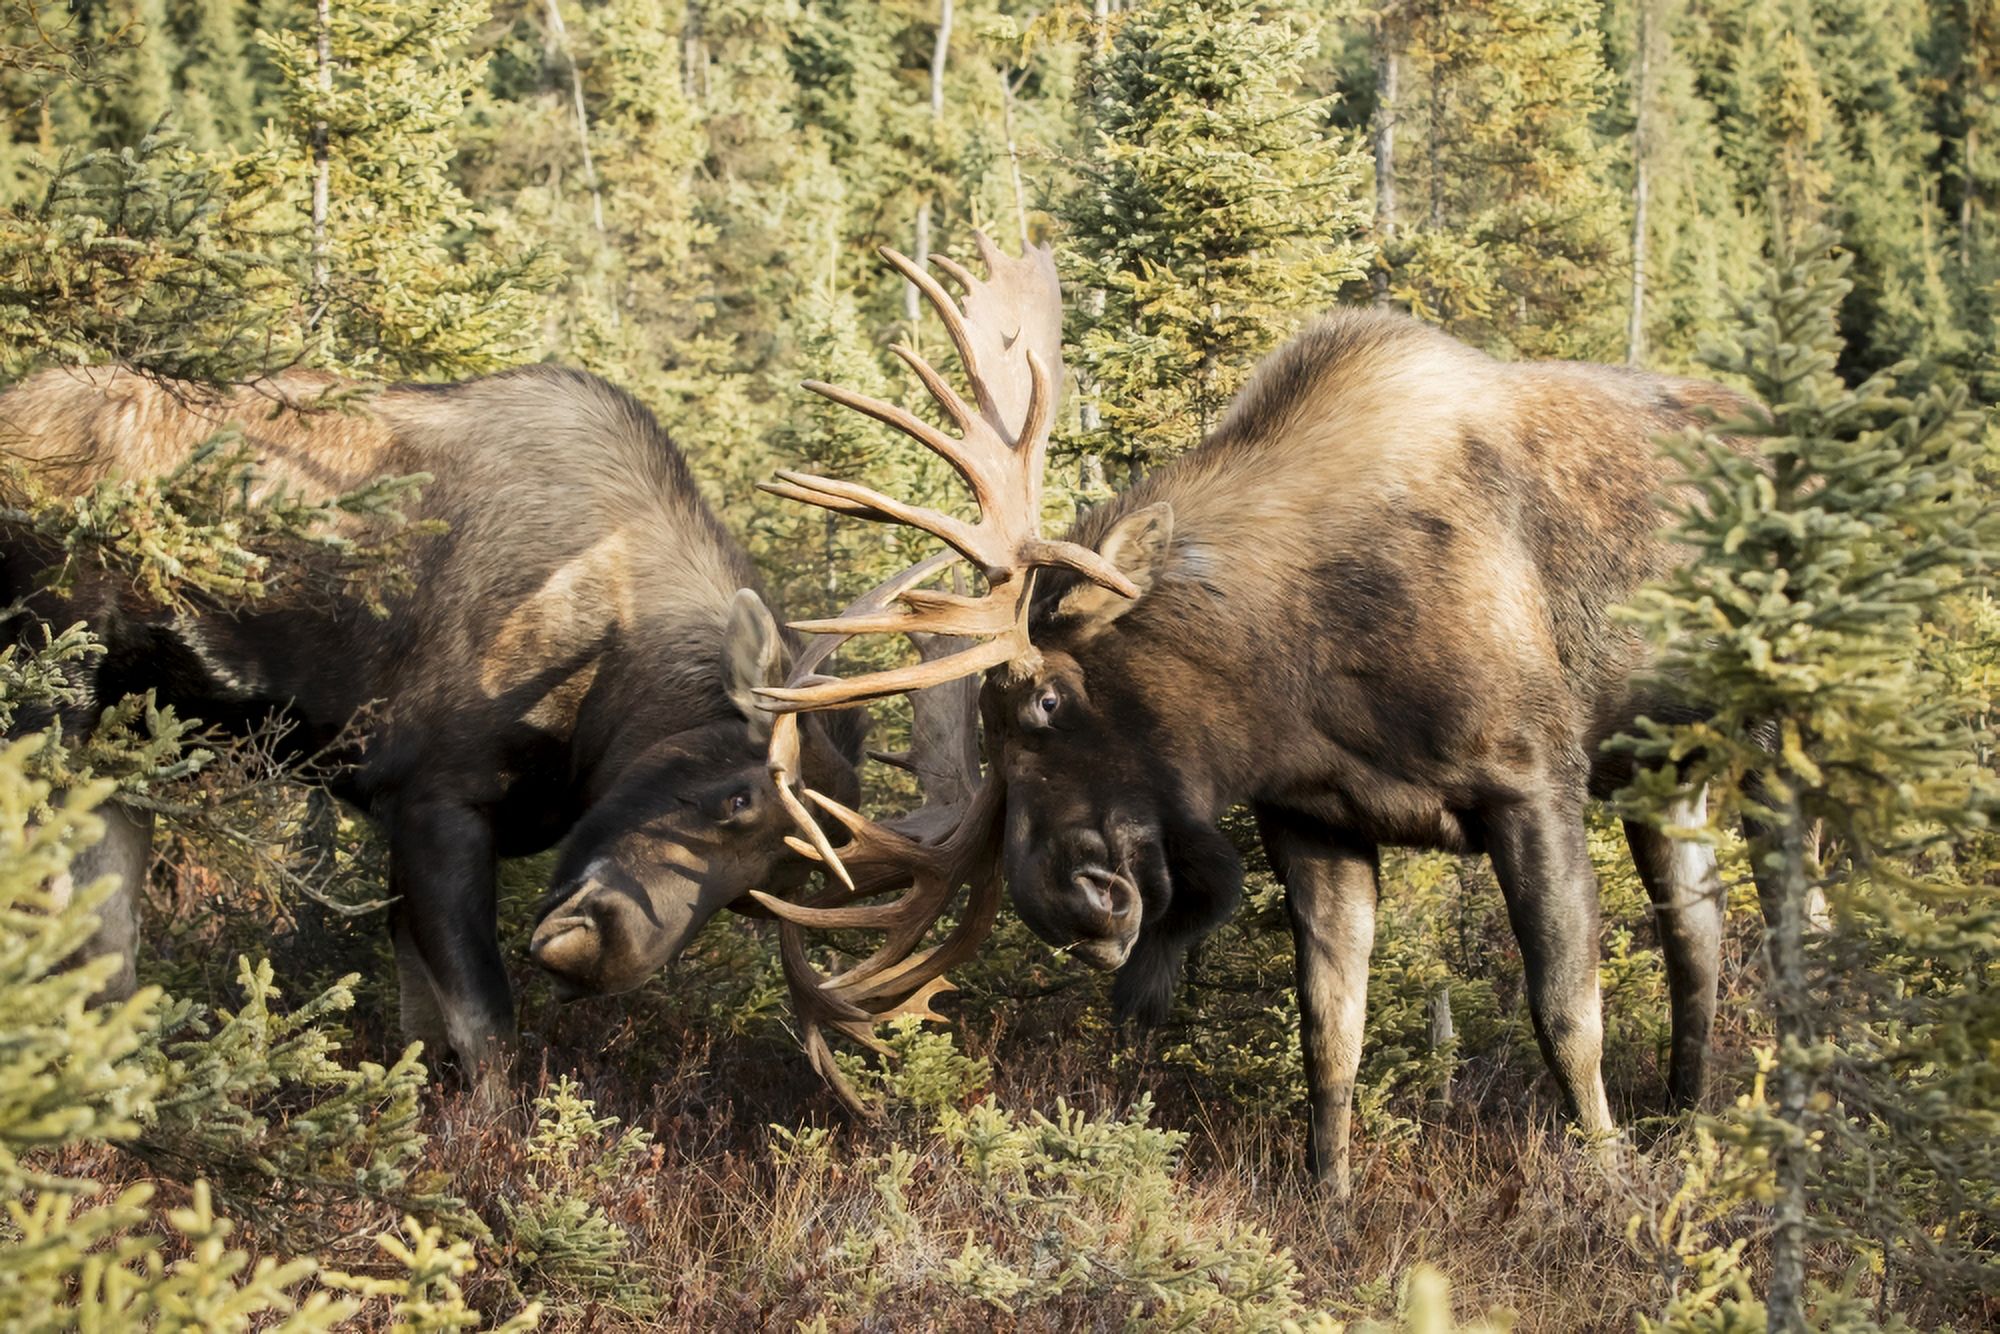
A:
0 0 1994 1328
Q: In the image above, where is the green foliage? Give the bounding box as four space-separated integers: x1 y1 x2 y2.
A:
1615 228 1992 862
1062 0 1371 477
1626 1127 1770 1333
1616 225 2000 1324
5 425 435 614
0 133 300 381
256 0 553 377
0 738 528 1328
4 2 1999 1328
806 1023 1328 1329
3 1179 355 1332
1377 0 1626 358
0 742 161 1194
139 957 465 1245
499 1075 658 1313
323 1217 541 1332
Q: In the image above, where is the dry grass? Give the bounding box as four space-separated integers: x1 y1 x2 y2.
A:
353 938 1757 1332
105 839 1801 1331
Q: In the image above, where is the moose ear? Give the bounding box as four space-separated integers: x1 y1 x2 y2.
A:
724 588 789 740
1056 502 1174 636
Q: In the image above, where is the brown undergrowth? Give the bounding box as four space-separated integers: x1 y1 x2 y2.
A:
99 813 1799 1331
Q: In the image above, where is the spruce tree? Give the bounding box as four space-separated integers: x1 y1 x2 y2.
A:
1599 0 1764 373
472 0 713 412
172 0 258 150
1682 0 1970 389
256 0 552 378
1374 0 1627 359
1060 0 1370 479
1617 226 1999 1327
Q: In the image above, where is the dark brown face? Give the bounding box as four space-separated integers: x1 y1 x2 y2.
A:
987 502 1243 1002
529 720 815 996
529 587 861 997
987 651 1161 969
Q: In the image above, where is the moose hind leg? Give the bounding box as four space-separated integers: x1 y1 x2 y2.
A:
392 917 453 1061
1624 788 1723 1109
1257 808 1379 1198
60 801 154 1003
1485 793 1614 1134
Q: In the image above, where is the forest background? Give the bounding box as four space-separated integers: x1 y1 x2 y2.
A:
0 0 1995 1329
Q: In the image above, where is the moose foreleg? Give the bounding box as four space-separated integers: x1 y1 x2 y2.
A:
1624 787 1723 1109
386 794 514 1093
1486 794 1614 1135
1257 809 1379 1199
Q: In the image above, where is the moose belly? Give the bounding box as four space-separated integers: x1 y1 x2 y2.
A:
1274 778 1483 854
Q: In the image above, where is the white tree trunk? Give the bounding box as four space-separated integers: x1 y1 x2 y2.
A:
1759 776 1814 1332
1372 22 1398 306
1626 0 1658 365
546 0 606 242
907 0 954 324
310 0 332 328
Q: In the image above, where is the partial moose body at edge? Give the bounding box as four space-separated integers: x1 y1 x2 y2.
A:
0 364 861 1080
991 308 1754 1191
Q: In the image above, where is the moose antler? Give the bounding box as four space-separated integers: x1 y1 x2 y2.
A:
756 237 1135 712
751 232 1131 1111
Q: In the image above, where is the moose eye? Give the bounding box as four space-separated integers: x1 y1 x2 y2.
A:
1037 690 1061 717
726 791 754 818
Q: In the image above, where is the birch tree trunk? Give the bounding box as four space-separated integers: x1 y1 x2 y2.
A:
1000 68 1030 251
309 0 331 328
1626 0 1657 365
545 0 606 242
1371 18 1398 306
907 0 954 323
1758 773 1814 1333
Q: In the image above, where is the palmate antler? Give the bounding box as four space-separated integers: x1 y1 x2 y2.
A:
750 233 1133 1112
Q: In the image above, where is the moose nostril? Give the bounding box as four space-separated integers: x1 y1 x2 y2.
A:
1073 867 1136 922
531 913 600 976
1074 871 1113 918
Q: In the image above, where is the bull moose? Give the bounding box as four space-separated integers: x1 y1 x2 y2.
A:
750 236 1750 1196
0 364 862 1077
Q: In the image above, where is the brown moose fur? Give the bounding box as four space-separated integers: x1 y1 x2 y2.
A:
0 363 861 1077
991 307 1752 1192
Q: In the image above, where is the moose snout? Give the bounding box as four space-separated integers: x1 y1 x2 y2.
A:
529 900 606 996
530 880 655 996
1073 865 1137 922
1007 827 1143 971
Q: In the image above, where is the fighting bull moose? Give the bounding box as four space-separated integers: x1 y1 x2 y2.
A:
0 365 862 1076
755 236 1751 1195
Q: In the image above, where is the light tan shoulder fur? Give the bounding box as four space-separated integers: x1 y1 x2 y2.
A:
0 365 408 503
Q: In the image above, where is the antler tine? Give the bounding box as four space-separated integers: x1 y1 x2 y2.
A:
784 552 958 683
788 586 1013 638
880 245 1004 430
770 730 854 891
788 379 990 493
760 470 996 572
775 780 999 987
757 636 1019 712
764 807 1006 1116
886 343 978 438
756 234 1086 1113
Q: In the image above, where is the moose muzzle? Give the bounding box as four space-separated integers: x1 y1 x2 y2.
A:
530 860 718 997
1006 827 1144 971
